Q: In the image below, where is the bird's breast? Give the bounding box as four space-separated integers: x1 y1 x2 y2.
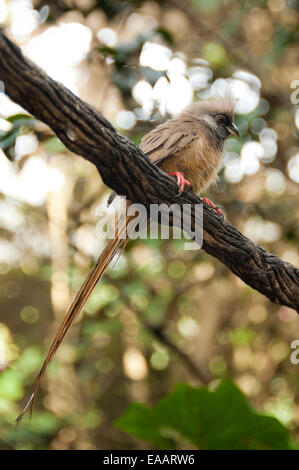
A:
159 137 223 195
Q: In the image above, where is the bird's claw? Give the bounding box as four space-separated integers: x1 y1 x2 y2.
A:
168 172 191 195
202 197 223 216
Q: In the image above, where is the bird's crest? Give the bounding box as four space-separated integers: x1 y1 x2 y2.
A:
186 93 235 119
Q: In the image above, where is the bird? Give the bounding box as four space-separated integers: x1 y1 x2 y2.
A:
16 95 239 422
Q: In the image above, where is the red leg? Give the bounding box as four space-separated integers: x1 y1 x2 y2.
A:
202 197 223 216
168 172 191 193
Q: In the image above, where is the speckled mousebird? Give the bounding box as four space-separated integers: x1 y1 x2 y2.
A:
17 96 239 422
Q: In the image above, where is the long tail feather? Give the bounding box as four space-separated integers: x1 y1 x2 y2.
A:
16 211 133 424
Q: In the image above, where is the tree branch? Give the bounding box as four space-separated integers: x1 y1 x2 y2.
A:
0 29 298 312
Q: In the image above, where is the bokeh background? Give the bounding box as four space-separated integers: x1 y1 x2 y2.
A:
0 0 298 450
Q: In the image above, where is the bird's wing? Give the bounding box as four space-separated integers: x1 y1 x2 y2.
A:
140 119 197 164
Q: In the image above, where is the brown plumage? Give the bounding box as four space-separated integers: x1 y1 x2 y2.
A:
17 96 238 422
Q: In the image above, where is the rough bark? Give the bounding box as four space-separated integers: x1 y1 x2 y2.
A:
0 29 298 312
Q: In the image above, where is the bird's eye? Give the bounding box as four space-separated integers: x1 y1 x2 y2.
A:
217 115 225 123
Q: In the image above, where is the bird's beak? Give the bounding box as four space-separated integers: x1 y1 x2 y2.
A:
226 122 239 136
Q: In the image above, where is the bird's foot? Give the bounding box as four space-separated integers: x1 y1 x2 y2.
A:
168 172 191 194
202 197 223 216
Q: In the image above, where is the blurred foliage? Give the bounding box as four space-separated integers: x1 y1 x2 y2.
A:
116 380 296 449
0 0 298 451
0 114 37 160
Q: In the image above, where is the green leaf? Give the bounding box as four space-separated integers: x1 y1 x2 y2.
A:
44 136 66 154
0 130 19 149
116 403 175 449
0 114 37 159
6 114 36 128
115 380 295 450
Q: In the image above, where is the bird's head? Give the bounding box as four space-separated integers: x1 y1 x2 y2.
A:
187 96 239 142
213 112 239 139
